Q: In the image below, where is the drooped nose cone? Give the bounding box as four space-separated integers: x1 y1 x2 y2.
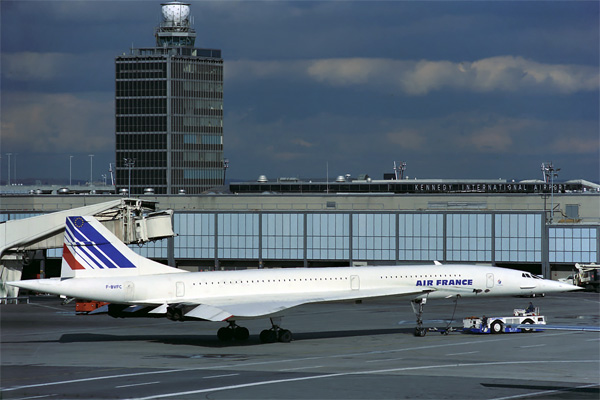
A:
543 279 583 293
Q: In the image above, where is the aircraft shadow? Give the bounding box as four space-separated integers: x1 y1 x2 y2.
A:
53 327 418 347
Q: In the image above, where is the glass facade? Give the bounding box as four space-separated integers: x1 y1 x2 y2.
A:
115 50 224 195
262 214 304 260
447 214 492 262
400 214 443 261
217 214 259 259
354 214 396 261
550 227 597 263
3 211 597 266
160 211 598 266
174 213 215 259
307 214 350 260
495 214 541 262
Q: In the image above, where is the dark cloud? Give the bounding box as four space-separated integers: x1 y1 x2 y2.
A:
1 0 598 183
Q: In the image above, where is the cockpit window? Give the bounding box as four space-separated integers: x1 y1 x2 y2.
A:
522 273 534 278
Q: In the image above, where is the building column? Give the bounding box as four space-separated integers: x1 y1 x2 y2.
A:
541 214 550 278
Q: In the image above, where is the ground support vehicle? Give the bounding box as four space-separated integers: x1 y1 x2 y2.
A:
463 308 546 334
573 263 600 292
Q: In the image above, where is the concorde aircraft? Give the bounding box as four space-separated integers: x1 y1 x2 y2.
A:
8 216 581 341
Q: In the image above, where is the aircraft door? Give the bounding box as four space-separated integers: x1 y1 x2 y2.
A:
124 281 134 301
486 273 494 288
176 281 185 297
350 275 360 290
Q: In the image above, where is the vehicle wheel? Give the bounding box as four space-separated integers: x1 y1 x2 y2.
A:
278 329 293 343
217 327 233 341
234 326 250 341
521 319 534 333
491 320 503 334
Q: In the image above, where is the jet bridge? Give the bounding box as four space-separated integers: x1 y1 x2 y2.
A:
0 199 175 299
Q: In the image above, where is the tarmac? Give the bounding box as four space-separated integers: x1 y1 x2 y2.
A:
1 292 599 399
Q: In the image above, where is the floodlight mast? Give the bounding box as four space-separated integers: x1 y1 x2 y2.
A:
542 162 560 223
124 158 136 195
393 161 407 180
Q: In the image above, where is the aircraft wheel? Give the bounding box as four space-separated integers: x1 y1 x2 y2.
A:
521 319 534 333
414 327 427 337
260 329 278 343
234 326 250 341
278 329 293 343
217 327 234 341
491 320 503 334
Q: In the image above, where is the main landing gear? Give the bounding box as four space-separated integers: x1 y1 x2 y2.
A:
259 317 293 343
216 317 293 343
217 320 250 342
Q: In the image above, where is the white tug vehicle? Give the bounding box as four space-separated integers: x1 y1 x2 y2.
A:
463 307 546 334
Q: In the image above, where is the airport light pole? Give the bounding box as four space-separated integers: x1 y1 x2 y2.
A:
542 162 560 223
223 158 229 185
89 154 94 186
6 153 11 186
124 158 135 194
69 156 73 186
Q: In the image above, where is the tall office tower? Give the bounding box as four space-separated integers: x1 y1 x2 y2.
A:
115 2 224 195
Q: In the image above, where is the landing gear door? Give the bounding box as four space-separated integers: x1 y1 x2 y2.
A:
486 273 494 288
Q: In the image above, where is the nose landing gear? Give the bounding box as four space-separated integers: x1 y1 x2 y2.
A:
412 298 428 337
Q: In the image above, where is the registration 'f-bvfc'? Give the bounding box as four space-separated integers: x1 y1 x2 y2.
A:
8 216 580 342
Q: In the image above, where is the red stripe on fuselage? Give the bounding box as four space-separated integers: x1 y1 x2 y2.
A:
63 244 86 270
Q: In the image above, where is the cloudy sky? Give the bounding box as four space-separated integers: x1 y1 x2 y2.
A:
1 0 598 184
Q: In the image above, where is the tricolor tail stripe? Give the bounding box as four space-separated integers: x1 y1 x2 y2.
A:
65 217 136 270
62 244 85 270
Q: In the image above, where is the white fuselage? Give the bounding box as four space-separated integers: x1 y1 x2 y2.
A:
21 264 569 307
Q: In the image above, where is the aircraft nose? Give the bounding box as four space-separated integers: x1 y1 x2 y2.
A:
544 279 582 293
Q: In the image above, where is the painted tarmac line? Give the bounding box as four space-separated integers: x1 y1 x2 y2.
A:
365 358 404 363
202 373 240 379
1 331 583 392
517 344 546 348
490 383 599 400
131 360 600 400
115 381 161 389
446 351 479 356
279 365 325 371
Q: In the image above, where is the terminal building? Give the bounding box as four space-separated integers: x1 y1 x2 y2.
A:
0 175 598 282
115 2 225 195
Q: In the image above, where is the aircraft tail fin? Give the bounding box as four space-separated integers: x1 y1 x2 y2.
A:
61 216 183 279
